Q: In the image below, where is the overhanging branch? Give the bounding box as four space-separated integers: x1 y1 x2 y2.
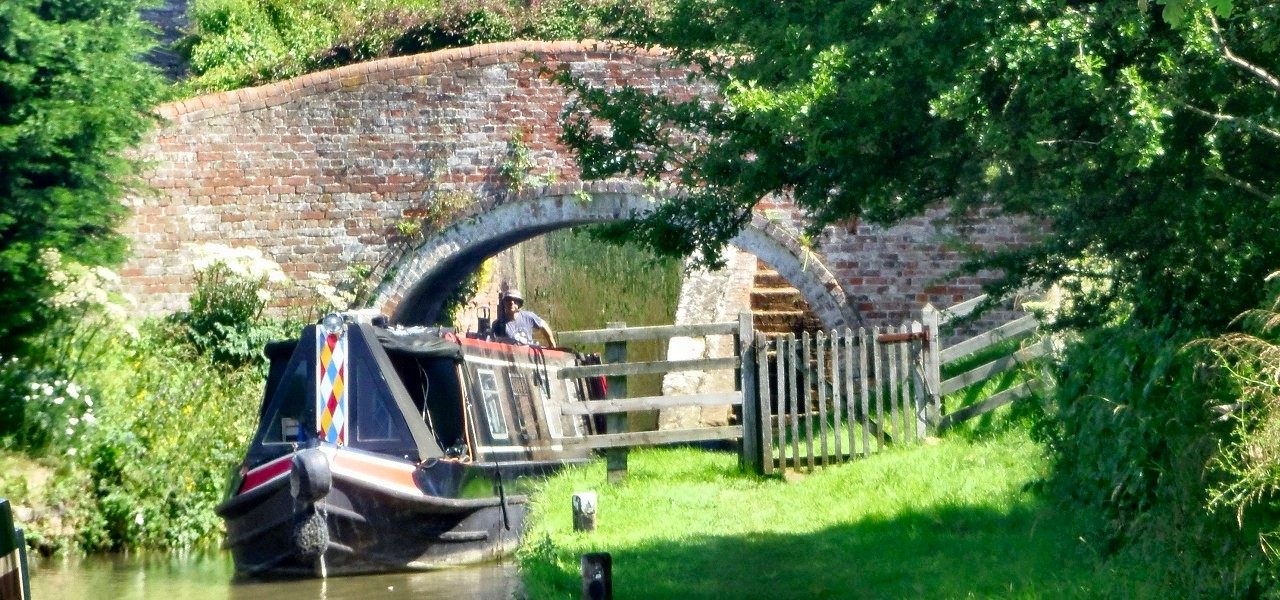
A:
1209 13 1280 93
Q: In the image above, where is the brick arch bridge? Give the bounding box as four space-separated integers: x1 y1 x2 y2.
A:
375 181 855 328
120 40 1025 328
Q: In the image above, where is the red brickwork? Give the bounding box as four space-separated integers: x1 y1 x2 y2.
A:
121 40 1026 330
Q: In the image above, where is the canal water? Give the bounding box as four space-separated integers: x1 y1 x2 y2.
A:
30 552 523 599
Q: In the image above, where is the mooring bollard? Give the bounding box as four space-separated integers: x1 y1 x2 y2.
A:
581 552 612 600
572 491 597 532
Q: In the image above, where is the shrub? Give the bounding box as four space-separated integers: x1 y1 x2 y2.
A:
170 244 297 367
43 323 262 551
1033 322 1265 595
0 250 133 453
0 0 162 356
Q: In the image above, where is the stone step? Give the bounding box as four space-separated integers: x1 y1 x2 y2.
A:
753 310 825 335
751 287 809 312
753 269 791 289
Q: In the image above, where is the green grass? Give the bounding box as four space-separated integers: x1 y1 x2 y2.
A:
518 431 1162 599
519 227 683 402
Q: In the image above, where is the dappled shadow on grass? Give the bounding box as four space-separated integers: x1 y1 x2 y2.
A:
533 502 1151 599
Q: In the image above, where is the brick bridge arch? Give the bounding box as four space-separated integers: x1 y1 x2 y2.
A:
376 181 858 328
121 40 1023 329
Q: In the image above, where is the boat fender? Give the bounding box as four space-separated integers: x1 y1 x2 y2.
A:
294 509 329 559
290 448 332 503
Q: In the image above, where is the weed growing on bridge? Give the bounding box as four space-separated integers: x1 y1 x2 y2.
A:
500 130 543 195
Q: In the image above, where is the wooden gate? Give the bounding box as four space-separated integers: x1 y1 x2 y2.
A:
750 320 935 475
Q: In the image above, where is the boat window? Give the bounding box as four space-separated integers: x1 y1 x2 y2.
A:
476 368 508 439
260 357 310 445
354 358 404 443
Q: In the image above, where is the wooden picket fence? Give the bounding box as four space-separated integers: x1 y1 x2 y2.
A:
751 322 931 475
553 297 1050 479
751 296 1050 475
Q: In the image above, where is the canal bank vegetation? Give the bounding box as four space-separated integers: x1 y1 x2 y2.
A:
175 0 670 95
519 431 1164 598
0 246 314 553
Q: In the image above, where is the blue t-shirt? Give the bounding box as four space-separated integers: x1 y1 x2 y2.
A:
502 311 549 345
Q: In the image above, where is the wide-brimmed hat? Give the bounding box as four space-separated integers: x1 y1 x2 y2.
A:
504 289 525 307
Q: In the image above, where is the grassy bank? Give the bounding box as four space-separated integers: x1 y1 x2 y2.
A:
518 431 1159 599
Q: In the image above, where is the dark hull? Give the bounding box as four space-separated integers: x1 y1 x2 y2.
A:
218 449 576 578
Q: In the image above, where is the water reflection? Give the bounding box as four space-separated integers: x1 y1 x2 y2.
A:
31 552 523 599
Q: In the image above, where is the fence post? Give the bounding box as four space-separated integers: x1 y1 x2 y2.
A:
604 321 628 484
737 312 762 474
921 304 943 433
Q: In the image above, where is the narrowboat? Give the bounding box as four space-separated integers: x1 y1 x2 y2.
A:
216 312 600 578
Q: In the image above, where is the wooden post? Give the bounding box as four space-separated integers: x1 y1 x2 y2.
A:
755 336 774 475
921 304 943 433
581 552 613 600
604 321 628 484
737 312 762 474
830 329 844 464
816 331 830 467
786 333 800 471
910 320 928 439
801 331 815 471
572 491 598 532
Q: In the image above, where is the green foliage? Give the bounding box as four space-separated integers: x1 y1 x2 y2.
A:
1031 323 1265 594
1199 284 1280 589
499 129 541 195
557 0 1280 332
44 323 261 552
0 252 135 453
180 0 669 95
167 244 298 367
0 0 162 355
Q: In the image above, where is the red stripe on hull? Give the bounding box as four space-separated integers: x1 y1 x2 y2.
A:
239 453 294 494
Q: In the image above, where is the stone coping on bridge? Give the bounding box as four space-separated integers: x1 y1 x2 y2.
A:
155 40 671 125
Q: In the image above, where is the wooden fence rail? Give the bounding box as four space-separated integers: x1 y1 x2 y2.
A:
552 296 1050 478
556 313 759 480
927 295 1050 433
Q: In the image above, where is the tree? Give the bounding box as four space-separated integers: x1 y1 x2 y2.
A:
0 0 162 355
558 0 1280 331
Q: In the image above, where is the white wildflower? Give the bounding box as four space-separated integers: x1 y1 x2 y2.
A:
91 266 121 284
67 382 80 399
64 427 73 435
68 417 79 426
84 395 93 407
53 396 65 405
83 412 96 425
66 447 77 456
